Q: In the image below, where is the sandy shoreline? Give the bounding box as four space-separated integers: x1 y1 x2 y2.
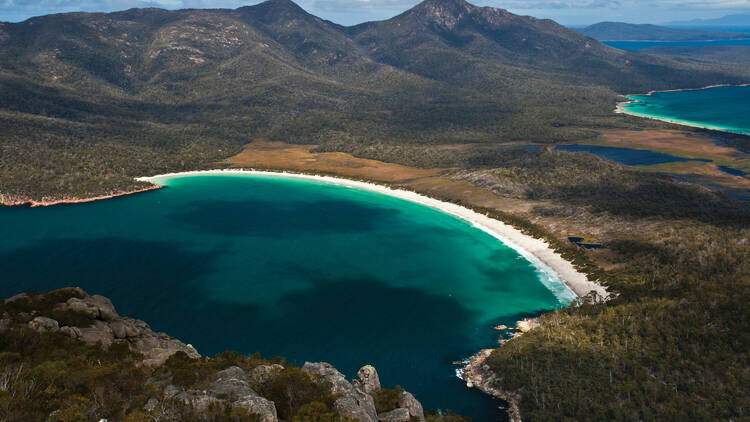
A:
138 169 608 300
615 83 750 136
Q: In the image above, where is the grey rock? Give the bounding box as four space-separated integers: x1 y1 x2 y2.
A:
88 295 119 321
60 326 82 339
66 297 100 319
378 408 411 422
250 364 284 385
163 384 181 398
4 293 29 305
78 320 114 347
0 318 12 334
398 391 425 421
302 362 353 394
334 388 378 422
235 395 278 422
16 312 33 323
355 365 381 394
134 332 200 366
212 366 255 398
109 320 128 339
28 316 60 333
65 295 118 321
186 392 220 411
47 287 86 298
144 398 159 412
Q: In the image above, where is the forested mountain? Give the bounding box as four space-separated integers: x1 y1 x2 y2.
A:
579 21 750 41
0 0 749 201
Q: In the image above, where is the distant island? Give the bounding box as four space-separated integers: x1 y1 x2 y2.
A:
666 14 750 27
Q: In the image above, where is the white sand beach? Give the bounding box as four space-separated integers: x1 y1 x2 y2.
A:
138 169 608 300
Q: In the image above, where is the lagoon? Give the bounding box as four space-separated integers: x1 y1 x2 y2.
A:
0 174 576 421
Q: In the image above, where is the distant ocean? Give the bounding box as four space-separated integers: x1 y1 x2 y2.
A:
619 85 750 136
602 38 750 50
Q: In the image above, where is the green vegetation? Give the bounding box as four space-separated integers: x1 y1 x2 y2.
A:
1 0 749 201
450 150 750 420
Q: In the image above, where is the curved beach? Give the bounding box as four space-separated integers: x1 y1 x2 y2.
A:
615 83 750 136
138 169 608 300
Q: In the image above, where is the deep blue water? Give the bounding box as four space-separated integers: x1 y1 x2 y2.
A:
718 165 747 177
0 174 576 421
603 39 750 50
620 85 750 136
555 144 711 166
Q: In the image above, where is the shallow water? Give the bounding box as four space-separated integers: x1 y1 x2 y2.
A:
0 174 576 421
620 85 750 136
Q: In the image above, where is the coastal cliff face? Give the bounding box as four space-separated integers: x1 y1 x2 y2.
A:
0 288 442 422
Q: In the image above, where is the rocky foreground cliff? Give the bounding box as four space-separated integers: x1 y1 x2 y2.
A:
0 288 466 422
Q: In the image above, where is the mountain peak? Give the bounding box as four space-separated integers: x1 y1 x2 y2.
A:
406 0 476 28
239 0 312 23
414 0 473 14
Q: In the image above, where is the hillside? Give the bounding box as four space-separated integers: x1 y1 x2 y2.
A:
579 21 750 41
1 0 749 202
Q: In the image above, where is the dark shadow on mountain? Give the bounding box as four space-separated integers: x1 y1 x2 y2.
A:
166 199 400 237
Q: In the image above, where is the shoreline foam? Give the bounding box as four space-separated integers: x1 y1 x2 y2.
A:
138 169 608 300
615 83 750 136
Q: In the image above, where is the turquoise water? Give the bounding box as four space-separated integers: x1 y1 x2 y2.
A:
556 144 711 166
0 174 575 421
620 85 750 136
604 39 750 50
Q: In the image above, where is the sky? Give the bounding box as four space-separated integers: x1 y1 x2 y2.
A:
1 0 749 26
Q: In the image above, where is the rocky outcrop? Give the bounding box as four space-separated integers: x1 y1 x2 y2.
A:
303 362 356 395
251 364 284 385
378 407 411 422
235 395 278 422
2 289 429 422
159 366 279 422
399 391 425 421
303 362 431 422
28 316 60 333
9 287 200 366
458 349 521 422
337 386 379 422
355 364 381 394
